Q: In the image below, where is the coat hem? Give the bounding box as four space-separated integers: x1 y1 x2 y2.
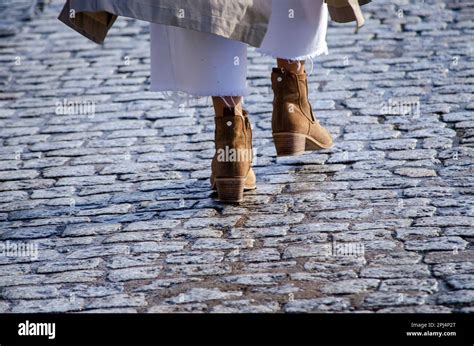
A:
69 0 269 47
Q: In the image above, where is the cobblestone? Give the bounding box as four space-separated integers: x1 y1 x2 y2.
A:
284 297 351 312
166 288 242 304
361 265 431 279
0 0 472 313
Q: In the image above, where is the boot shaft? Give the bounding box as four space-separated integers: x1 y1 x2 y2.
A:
212 107 253 178
214 107 251 151
271 67 315 134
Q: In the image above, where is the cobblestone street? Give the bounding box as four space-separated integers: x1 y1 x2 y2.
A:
0 0 473 313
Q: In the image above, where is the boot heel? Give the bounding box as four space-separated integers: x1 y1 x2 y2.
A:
215 178 246 203
273 133 306 156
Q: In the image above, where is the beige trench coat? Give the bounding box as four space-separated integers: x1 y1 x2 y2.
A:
59 0 371 45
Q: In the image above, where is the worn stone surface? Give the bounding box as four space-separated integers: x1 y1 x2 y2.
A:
0 0 472 313
284 297 351 312
165 288 242 304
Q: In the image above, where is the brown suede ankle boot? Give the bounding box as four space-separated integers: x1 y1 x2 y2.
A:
271 67 333 156
210 107 256 203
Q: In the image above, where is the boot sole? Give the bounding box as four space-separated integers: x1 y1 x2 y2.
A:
210 171 256 203
211 182 256 191
214 177 248 203
273 132 333 156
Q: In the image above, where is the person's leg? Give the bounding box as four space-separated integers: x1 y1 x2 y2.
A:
257 0 333 155
150 23 255 203
211 98 255 202
212 96 243 117
271 61 333 156
276 59 305 73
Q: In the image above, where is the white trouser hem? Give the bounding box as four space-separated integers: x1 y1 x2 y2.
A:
148 87 249 97
256 43 329 61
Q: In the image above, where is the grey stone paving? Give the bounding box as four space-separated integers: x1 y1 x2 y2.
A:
0 0 473 313
0 0 49 37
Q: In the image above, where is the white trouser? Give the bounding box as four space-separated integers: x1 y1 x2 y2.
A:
150 0 329 96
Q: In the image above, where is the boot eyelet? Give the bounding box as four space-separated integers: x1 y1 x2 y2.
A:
277 76 283 82
226 121 232 127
